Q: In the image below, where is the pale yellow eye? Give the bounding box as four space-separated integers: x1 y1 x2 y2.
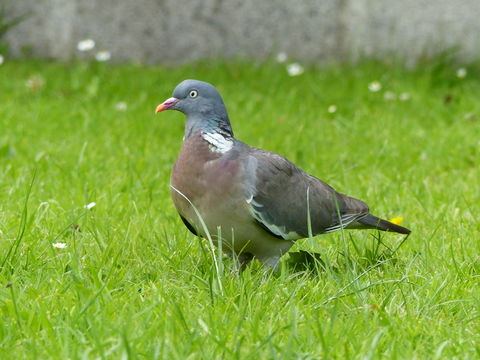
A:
189 90 198 98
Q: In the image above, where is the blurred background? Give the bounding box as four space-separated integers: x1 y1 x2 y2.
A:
3 0 480 66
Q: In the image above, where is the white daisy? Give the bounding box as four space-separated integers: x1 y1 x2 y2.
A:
368 81 382 92
84 202 96 210
399 92 410 101
286 63 304 76
327 105 337 113
95 51 111 62
276 52 287 63
456 68 467 79
115 102 128 111
52 242 67 249
77 39 95 52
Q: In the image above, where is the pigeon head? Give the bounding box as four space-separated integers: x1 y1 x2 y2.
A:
156 80 233 138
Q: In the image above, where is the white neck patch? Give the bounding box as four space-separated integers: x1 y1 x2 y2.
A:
201 132 233 154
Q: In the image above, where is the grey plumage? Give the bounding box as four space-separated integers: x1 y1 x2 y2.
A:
156 79 411 269
244 147 370 239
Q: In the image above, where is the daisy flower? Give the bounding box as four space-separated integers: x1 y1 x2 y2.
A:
84 202 96 210
276 52 287 63
368 81 382 92
52 242 67 249
77 39 95 52
286 63 304 76
327 105 337 113
456 68 467 79
95 51 111 62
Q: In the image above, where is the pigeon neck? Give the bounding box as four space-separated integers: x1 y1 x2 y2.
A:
185 115 234 139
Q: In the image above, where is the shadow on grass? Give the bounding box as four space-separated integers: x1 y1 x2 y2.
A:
286 231 409 275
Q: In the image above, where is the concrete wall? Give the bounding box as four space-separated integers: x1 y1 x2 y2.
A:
3 0 480 65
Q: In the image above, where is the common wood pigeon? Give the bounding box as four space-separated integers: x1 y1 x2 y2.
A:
156 80 411 270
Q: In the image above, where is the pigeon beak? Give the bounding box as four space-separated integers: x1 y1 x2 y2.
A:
155 97 180 113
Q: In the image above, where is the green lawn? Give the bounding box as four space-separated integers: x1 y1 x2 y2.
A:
0 59 479 359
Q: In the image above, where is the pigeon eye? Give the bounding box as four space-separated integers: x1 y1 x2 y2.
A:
189 90 198 98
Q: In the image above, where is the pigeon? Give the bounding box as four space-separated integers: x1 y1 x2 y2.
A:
156 80 410 270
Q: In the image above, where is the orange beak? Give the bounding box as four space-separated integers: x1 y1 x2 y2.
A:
155 97 179 113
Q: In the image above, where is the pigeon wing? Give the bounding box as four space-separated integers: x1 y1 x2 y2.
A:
244 147 369 240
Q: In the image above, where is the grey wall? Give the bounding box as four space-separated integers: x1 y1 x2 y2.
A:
3 0 480 65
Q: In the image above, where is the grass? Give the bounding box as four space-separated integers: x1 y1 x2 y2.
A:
0 58 479 359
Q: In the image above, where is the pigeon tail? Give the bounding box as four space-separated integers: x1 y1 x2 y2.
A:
352 214 411 235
